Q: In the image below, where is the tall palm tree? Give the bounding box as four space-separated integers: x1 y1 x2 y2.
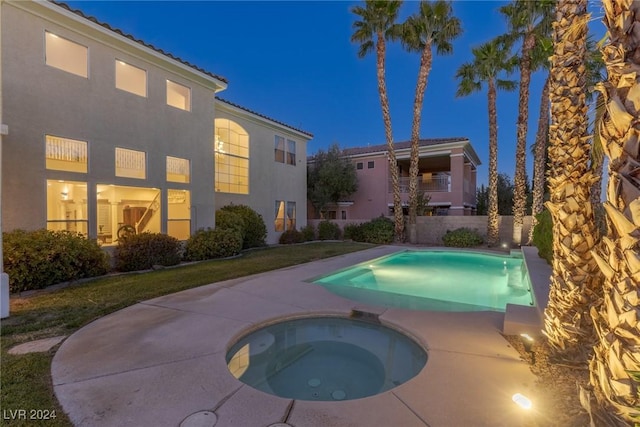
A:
500 0 554 245
456 38 516 246
543 0 602 362
398 0 462 244
351 0 405 242
527 39 552 245
589 0 640 422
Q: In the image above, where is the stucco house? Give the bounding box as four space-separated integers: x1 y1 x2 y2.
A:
1 0 311 245
312 138 481 220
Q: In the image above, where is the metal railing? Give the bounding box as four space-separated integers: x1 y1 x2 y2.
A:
390 175 450 193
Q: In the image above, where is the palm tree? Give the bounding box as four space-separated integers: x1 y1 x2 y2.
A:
397 0 462 244
456 38 516 246
589 0 640 422
543 0 602 362
351 0 405 242
500 0 554 245
527 39 552 245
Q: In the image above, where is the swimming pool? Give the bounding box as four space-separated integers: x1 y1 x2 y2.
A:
311 250 533 312
226 316 427 401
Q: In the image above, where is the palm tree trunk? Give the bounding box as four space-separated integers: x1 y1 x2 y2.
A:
487 78 500 246
408 46 433 244
589 0 640 422
512 31 536 245
528 74 551 244
543 0 602 362
376 33 404 242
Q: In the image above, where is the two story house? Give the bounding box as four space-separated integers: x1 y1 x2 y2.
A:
1 0 311 245
313 138 480 220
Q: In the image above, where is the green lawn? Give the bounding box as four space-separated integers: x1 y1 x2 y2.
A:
0 242 372 426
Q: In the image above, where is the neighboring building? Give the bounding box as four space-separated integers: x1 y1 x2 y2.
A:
214 98 311 244
311 138 481 219
1 0 311 245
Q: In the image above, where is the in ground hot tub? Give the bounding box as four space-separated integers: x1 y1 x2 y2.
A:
226 316 427 401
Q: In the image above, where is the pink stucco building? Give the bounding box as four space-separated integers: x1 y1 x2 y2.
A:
312 138 481 220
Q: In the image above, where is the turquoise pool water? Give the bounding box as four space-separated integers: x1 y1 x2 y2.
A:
312 250 533 312
226 317 427 401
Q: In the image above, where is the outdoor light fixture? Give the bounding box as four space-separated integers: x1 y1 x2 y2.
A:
512 393 532 410
501 242 508 249
520 333 535 364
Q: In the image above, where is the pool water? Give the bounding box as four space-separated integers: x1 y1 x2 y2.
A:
226 317 427 401
312 250 533 312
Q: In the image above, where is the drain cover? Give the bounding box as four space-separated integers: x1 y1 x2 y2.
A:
180 411 217 427
307 378 321 387
332 390 346 400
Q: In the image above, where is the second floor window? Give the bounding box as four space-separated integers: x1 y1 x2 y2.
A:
45 31 88 78
116 60 147 97
275 136 296 166
45 135 88 173
115 147 146 179
166 156 190 183
166 80 191 111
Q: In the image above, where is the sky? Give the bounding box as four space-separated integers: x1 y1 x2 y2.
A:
68 0 607 187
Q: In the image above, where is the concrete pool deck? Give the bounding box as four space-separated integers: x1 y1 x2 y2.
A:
52 245 548 427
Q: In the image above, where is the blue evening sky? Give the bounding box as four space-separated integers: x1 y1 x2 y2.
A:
67 1 606 186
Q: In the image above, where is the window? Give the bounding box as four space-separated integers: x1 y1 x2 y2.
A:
287 139 296 165
356 162 363 170
275 136 297 165
167 156 190 183
275 136 285 163
368 161 375 169
96 184 160 243
46 135 88 173
47 180 88 235
167 189 191 240
115 148 146 179
45 31 88 78
116 60 146 97
274 200 296 231
215 119 249 194
166 80 191 111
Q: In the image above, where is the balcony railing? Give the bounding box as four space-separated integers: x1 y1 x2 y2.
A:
390 175 450 193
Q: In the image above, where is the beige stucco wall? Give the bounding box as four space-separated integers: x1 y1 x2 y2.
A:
214 101 310 245
2 1 221 236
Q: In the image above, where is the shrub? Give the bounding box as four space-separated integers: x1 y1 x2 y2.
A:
442 227 484 248
3 229 109 293
279 229 304 244
218 205 267 249
214 209 245 237
532 209 552 264
184 228 242 261
114 232 182 272
343 223 364 241
300 224 316 241
359 216 394 244
317 220 342 240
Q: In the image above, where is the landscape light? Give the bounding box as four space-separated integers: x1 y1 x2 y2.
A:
512 393 532 410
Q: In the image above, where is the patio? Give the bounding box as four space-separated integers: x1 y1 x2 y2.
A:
51 246 543 426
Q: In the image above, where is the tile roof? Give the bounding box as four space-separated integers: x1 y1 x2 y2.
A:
50 1 228 84
341 137 469 156
216 97 314 139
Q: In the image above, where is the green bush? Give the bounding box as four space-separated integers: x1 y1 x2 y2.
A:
343 223 364 241
300 224 316 241
184 228 242 261
442 227 484 248
359 216 394 244
218 205 266 249
114 232 182 272
317 220 342 240
532 209 553 264
215 209 245 237
278 229 304 244
3 229 109 293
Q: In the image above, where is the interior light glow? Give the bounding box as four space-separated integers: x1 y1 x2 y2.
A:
520 333 534 342
512 393 532 409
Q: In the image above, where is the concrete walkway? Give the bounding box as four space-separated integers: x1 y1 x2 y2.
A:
52 246 540 427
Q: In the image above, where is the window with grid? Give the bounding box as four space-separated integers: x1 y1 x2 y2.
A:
215 119 249 194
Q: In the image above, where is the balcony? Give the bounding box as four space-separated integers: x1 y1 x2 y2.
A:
390 175 450 193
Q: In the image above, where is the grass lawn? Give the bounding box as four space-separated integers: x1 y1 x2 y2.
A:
0 242 372 426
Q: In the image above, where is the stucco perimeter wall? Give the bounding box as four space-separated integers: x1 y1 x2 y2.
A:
309 216 533 246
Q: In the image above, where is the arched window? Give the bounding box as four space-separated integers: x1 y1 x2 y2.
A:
214 119 249 194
